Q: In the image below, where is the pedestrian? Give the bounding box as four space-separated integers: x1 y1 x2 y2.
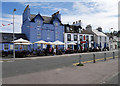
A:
49 48 52 54
52 47 54 55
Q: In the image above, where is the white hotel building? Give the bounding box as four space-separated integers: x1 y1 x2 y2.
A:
64 24 94 50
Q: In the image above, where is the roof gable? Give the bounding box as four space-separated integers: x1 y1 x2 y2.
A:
30 14 62 25
31 14 44 22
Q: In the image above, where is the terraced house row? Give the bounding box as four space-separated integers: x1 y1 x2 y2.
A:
0 5 109 51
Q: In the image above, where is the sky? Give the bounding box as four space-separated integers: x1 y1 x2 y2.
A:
0 0 119 33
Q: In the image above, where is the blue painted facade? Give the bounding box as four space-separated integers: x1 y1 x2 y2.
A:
0 33 30 51
22 5 64 50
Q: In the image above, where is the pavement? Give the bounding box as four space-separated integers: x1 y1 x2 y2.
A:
2 58 118 84
1 50 118 61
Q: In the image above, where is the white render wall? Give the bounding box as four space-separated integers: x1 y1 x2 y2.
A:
64 33 93 50
96 36 109 49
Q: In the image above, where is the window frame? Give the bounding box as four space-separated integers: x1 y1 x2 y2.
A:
74 35 77 41
91 36 94 41
36 20 41 26
4 44 9 50
86 35 89 41
67 34 71 41
80 35 83 41
15 45 18 50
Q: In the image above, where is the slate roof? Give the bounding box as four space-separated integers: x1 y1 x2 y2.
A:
81 29 94 35
42 16 52 24
0 33 28 43
92 29 107 37
30 14 61 24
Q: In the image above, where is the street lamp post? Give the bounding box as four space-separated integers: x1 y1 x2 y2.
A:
13 9 16 58
109 28 113 51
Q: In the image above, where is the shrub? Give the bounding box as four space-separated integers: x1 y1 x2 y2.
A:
77 63 84 66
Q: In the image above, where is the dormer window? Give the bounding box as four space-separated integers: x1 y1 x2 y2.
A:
66 27 70 32
55 22 58 27
79 28 81 33
14 37 17 40
3 36 8 40
36 20 40 26
70 28 72 31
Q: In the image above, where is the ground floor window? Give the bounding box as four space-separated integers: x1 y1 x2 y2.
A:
4 44 9 50
91 43 94 47
23 45 28 50
68 45 72 49
37 44 41 49
10 45 13 50
74 45 78 50
84 44 86 49
15 45 18 50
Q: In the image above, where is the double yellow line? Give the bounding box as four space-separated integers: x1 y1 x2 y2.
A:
73 56 118 66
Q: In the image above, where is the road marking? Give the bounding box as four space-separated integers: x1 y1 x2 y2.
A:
0 60 15 63
73 56 118 66
0 61 3 63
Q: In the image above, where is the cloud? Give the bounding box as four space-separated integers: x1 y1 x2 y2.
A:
72 2 94 14
61 1 118 32
1 1 119 33
1 14 22 33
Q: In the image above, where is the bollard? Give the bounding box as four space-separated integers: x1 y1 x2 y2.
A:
113 52 115 59
93 54 96 63
104 53 106 61
79 55 82 64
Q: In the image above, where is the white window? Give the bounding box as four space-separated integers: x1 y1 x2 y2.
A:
23 45 28 50
37 33 41 38
36 20 40 26
55 22 58 27
37 28 40 30
10 45 13 49
79 28 81 33
91 36 93 41
43 44 46 49
15 45 18 50
80 35 83 41
70 28 72 31
14 37 17 40
105 37 106 42
100 36 101 41
66 27 70 32
4 44 9 50
86 35 89 41
47 30 50 39
74 35 77 41
3 36 8 40
37 44 41 49
56 31 58 39
67 34 71 41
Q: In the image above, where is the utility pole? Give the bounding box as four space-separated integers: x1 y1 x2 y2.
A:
13 8 16 58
